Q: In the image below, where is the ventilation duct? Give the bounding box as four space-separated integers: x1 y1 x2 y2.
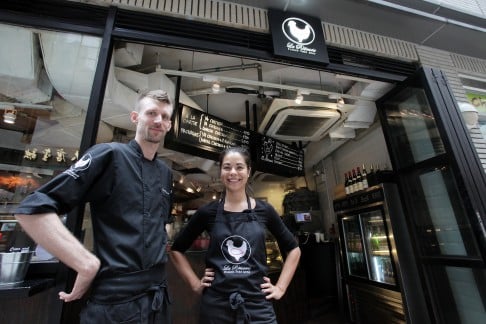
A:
0 25 53 104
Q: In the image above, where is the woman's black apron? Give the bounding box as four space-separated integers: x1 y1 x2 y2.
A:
199 196 277 324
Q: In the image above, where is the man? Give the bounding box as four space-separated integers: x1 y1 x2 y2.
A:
15 89 174 323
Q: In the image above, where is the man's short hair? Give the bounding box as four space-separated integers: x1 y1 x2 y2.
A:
136 89 172 111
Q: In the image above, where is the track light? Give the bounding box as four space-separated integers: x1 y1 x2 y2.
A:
3 107 17 124
295 89 309 104
337 98 345 108
212 82 221 93
295 93 303 104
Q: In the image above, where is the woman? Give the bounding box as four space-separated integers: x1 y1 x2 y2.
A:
170 146 301 324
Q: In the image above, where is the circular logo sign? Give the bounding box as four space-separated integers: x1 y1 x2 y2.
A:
282 17 315 45
221 235 251 264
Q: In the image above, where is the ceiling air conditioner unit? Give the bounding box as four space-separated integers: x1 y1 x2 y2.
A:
259 98 342 142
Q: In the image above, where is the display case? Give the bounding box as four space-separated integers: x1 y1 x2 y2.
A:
336 186 398 287
361 211 395 285
334 184 406 323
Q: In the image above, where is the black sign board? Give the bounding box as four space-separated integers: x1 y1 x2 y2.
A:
165 104 305 177
268 9 329 65
252 133 304 177
166 104 251 160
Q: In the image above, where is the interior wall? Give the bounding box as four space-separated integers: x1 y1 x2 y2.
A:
331 126 392 184
314 125 392 233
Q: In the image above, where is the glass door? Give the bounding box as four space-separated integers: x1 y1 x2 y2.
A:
341 215 368 279
361 210 396 285
377 67 486 324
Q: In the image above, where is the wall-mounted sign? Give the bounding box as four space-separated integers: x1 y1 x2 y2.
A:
165 104 305 177
268 9 329 64
252 133 304 177
165 104 251 161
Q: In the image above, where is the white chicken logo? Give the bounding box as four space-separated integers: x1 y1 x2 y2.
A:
282 17 315 45
63 153 92 179
221 235 251 264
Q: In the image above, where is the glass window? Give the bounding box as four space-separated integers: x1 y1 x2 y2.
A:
403 165 481 258
383 87 445 168
0 23 100 259
425 264 486 324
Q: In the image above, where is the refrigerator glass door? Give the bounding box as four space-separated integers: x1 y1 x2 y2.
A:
361 211 396 285
342 215 368 279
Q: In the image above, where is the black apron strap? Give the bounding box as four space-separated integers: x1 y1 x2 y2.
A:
90 263 168 304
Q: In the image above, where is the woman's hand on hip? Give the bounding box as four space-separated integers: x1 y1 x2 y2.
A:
197 267 215 294
261 276 285 300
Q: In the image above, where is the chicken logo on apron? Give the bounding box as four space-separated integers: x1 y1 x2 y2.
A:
221 235 251 264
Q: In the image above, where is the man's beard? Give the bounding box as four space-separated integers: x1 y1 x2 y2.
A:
144 128 163 143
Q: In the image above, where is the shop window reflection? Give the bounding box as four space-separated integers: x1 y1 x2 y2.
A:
0 23 100 260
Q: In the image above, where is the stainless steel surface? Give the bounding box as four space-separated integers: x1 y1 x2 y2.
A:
0 251 33 285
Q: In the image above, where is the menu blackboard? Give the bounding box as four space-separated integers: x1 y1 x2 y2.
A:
166 104 304 177
177 104 251 154
252 133 304 177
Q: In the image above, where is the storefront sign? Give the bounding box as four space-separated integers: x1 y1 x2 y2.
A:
268 9 329 64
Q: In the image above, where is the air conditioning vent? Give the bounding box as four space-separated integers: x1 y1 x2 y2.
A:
275 114 336 138
259 99 342 142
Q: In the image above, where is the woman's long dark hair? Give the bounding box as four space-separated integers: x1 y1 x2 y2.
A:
218 146 254 199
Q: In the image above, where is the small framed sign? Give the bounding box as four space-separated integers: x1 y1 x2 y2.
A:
268 9 329 65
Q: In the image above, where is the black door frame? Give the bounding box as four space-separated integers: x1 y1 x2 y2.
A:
377 66 486 323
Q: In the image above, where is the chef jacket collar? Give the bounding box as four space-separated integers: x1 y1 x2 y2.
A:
129 139 158 161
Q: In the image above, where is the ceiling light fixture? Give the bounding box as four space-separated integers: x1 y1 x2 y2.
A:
295 93 304 105
212 82 221 93
337 98 345 108
3 107 17 124
294 89 310 104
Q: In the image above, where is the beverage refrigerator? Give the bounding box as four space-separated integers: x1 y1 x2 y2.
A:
333 183 428 324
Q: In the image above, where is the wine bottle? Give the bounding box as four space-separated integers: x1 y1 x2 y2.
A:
344 173 350 195
374 163 381 185
356 167 363 191
368 164 376 186
352 169 358 193
361 164 369 189
348 171 354 193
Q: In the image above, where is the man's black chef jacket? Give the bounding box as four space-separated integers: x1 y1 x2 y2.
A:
15 140 173 279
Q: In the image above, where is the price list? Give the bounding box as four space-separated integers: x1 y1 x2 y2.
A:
253 134 304 177
178 105 251 153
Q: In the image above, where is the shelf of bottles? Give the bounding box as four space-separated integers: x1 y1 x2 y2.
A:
344 164 389 196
